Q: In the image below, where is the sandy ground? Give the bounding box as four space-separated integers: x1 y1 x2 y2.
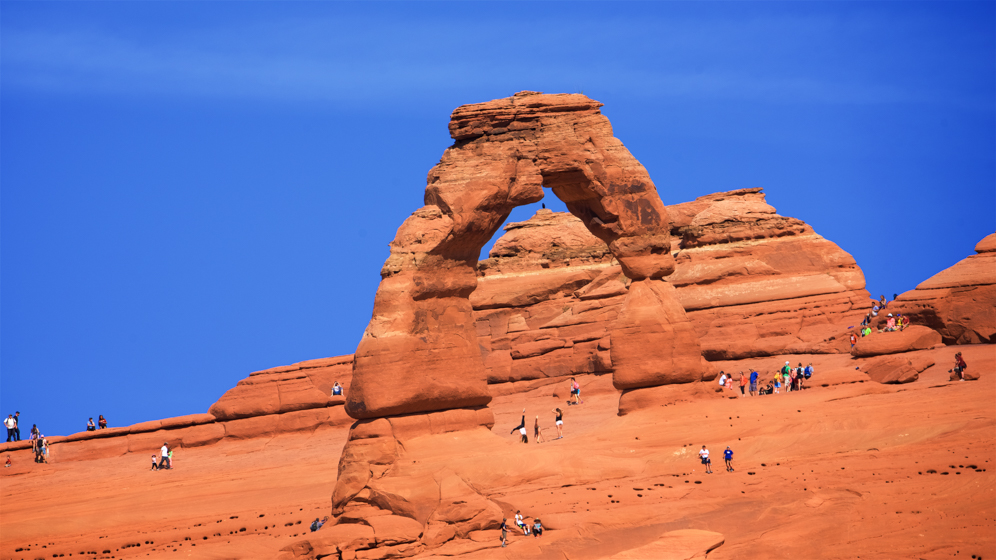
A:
1 344 993 560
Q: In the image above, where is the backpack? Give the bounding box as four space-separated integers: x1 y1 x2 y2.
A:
310 520 319 532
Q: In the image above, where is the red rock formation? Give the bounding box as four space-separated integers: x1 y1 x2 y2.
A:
472 188 872 396
333 91 705 557
850 325 943 358
891 233 996 344
346 91 702 423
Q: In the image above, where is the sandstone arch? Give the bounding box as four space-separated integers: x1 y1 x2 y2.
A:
345 91 705 421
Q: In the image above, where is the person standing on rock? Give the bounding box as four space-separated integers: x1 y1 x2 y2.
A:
569 377 582 405
4 414 15 442
749 369 759 396
739 372 748 396
332 382 343 396
12 412 20 441
553 408 564 439
500 518 508 547
533 415 546 444
158 442 171 469
850 332 857 348
510 410 527 443
723 446 734 472
773 371 781 394
699 446 713 474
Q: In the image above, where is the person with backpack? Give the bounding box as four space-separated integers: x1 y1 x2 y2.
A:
953 352 968 381
569 377 582 405
500 518 508 547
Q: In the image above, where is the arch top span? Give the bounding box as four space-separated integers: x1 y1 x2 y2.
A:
346 92 704 421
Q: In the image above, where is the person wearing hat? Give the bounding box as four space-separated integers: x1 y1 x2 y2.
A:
885 313 896 331
532 518 543 537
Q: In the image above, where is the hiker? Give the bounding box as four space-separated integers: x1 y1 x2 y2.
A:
569 377 582 405
158 442 171 469
879 294 888 308
762 382 774 395
87 418 96 431
718 372 727 388
850 332 857 348
739 371 748 396
151 454 159 471
500 518 508 547
30 425 40 453
514 511 530 535
749 369 759 396
332 382 343 396
12 412 19 441
885 314 896 331
952 352 968 381
773 372 781 394
803 363 814 388
724 446 734 472
510 410 528 443
310 516 328 532
534 416 545 444
532 518 543 537
553 408 564 439
98 415 107 429
4 455 10 468
4 414 15 442
871 303 880 317
35 438 48 463
789 366 798 392
699 446 712 474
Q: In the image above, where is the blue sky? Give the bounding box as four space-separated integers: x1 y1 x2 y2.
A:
2 2 993 437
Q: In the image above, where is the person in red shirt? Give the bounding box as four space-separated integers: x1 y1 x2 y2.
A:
954 352 968 381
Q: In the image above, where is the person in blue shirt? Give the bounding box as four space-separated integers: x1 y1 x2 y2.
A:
749 370 759 396
724 446 734 472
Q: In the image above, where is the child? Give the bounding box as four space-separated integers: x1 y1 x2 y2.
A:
532 519 543 537
151 454 159 471
533 416 545 444
4 455 10 468
500 518 508 547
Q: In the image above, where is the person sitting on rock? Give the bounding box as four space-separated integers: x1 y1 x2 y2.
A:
718 372 727 389
514 511 530 535
871 304 880 317
953 352 968 381
510 410 527 443
98 415 107 429
86 418 96 432
532 518 543 537
885 314 896 331
762 382 773 395
5 455 11 468
332 382 343 396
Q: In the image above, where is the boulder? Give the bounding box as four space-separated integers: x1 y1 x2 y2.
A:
607 529 724 559
862 355 934 384
850 325 943 357
891 233 996 344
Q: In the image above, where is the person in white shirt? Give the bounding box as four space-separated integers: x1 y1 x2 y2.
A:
699 445 713 474
158 443 171 469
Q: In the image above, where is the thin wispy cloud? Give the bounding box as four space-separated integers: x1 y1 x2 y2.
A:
1 9 988 109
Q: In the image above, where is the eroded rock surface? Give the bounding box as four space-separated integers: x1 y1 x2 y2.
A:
346 91 702 423
891 233 996 344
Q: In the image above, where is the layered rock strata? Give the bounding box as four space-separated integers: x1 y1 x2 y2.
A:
891 233 996 344
472 188 873 396
346 91 703 423
331 91 705 557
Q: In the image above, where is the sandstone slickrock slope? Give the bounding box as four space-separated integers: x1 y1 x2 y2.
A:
891 232 996 344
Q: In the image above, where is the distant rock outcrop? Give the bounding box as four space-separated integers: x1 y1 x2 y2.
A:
891 233 996 344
